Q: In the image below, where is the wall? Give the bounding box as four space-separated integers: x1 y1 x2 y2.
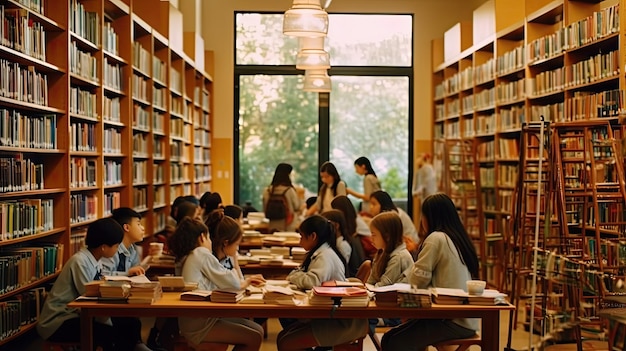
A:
202 0 486 203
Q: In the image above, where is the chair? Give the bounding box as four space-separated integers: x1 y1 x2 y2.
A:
333 336 365 351
368 326 392 351
41 341 81 351
432 334 481 351
355 260 371 284
172 335 228 351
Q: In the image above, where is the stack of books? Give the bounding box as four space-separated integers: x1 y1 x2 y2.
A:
397 289 432 308
84 281 103 297
430 288 507 305
366 283 411 306
291 247 307 263
211 289 246 303
180 290 212 301
263 284 302 305
98 281 130 300
128 282 162 304
308 286 370 307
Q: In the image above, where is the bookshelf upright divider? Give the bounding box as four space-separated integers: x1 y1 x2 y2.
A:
0 0 213 345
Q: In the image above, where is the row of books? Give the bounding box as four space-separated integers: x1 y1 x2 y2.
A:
70 86 97 118
103 59 123 91
85 275 162 304
528 4 618 64
0 109 56 149
70 157 95 188
0 59 48 106
69 122 96 152
0 155 43 193
132 75 149 102
103 191 121 217
69 194 97 224
0 287 46 342
0 199 53 240
103 127 121 154
0 244 62 294
103 21 119 56
104 96 121 123
133 104 149 130
70 41 97 81
0 6 47 61
133 187 147 210
69 0 99 45
104 160 122 186
133 42 151 75
132 133 147 156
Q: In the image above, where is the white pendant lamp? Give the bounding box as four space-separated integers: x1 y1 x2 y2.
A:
283 0 329 37
296 37 330 70
303 69 331 92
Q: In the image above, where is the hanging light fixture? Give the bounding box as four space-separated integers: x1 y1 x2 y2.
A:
296 37 330 70
303 69 331 92
283 0 329 37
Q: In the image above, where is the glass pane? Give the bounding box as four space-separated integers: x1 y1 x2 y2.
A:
236 13 298 65
238 75 319 210
236 13 412 67
329 76 410 210
327 14 412 67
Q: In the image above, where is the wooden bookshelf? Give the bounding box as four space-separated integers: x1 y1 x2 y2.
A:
0 0 213 345
432 0 625 342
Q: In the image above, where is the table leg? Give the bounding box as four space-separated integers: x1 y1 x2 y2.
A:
80 310 92 351
481 310 500 350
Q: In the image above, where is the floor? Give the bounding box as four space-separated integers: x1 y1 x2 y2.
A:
2 312 606 351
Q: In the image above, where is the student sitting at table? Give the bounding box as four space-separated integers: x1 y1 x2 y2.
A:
366 211 414 333
277 215 368 351
36 218 124 351
224 204 244 225
321 209 366 278
101 207 155 351
168 214 265 351
381 193 479 351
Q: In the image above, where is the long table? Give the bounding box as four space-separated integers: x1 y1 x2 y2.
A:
69 293 514 350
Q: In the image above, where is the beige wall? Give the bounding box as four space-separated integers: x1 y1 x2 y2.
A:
202 0 485 202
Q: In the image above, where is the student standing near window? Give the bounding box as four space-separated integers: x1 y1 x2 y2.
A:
381 193 479 351
306 161 347 216
411 153 437 203
346 156 381 214
262 163 302 232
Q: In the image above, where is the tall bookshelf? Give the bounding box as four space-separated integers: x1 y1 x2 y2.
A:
0 0 213 346
432 0 626 344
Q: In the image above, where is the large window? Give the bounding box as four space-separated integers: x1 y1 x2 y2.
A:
235 13 413 211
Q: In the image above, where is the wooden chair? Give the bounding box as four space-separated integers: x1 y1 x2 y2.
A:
333 335 366 351
41 341 81 351
432 334 481 351
355 260 371 284
172 335 228 351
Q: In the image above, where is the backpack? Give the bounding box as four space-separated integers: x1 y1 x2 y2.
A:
264 187 293 224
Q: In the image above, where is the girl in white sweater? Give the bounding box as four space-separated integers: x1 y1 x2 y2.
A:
381 193 480 351
278 215 368 351
168 215 264 351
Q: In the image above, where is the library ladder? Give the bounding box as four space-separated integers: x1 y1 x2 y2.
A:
553 120 626 344
507 120 564 342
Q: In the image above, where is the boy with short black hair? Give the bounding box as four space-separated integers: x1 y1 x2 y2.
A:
37 218 124 350
102 207 146 277
103 207 157 351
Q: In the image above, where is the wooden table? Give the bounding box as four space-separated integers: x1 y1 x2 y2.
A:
69 292 514 350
